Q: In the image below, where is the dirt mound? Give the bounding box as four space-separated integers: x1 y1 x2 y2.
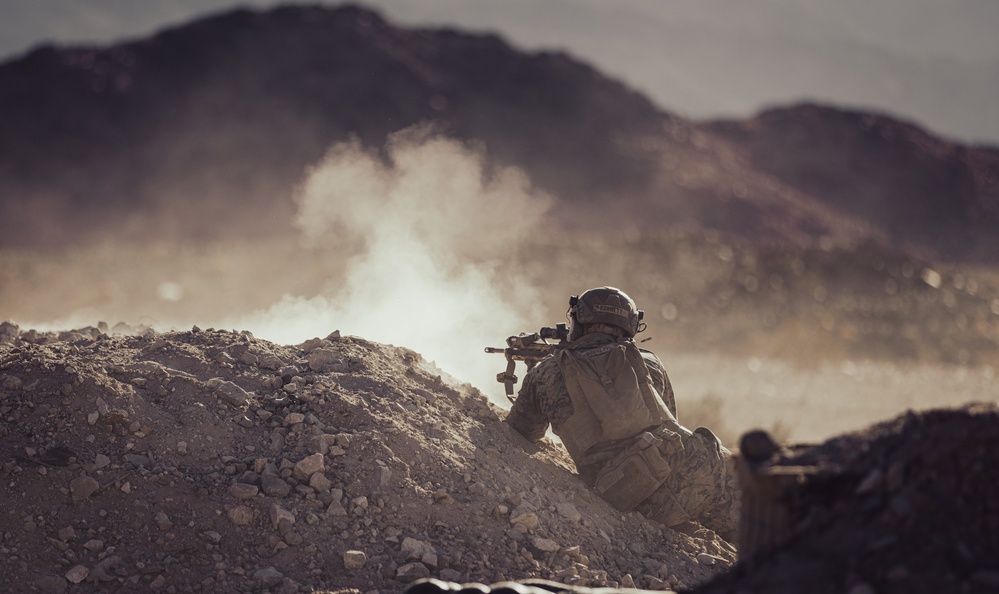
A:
0 324 733 593
693 402 999 594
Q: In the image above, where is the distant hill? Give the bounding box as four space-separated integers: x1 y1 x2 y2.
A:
704 104 999 262
0 4 996 262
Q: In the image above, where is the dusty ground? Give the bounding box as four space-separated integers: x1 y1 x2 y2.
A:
0 323 736 593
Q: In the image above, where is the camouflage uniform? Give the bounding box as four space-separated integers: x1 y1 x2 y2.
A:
505 334 740 540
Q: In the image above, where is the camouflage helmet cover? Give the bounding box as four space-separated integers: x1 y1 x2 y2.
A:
569 286 645 337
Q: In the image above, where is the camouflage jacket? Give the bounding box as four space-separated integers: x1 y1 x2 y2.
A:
505 333 678 467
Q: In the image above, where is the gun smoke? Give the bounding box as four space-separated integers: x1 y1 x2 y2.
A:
231 127 552 403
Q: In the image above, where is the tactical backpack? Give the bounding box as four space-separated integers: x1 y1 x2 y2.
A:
555 337 679 511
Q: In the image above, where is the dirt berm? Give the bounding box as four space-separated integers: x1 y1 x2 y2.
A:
3 324 995 594
0 324 736 593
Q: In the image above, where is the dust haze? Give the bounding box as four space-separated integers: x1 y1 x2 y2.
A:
1 129 553 404
230 128 552 395
3 126 999 443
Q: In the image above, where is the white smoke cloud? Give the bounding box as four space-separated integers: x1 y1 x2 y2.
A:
233 127 552 403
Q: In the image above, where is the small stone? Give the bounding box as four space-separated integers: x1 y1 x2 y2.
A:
125 454 150 467
344 550 367 570
396 562 431 583
646 576 668 589
422 552 438 568
70 476 101 503
258 353 283 370
269 503 296 530
87 412 100 426
155 512 173 531
309 473 332 493
58 526 76 542
556 502 582 522
227 506 255 526
82 539 104 552
298 337 325 352
440 568 462 582
376 466 392 488
261 474 292 497
326 501 348 516
696 553 718 566
252 567 284 588
306 434 334 455
228 483 259 500
530 537 560 553
293 453 325 481
307 348 344 372
283 412 306 426
211 379 249 406
177 441 188 455
401 537 435 560
510 511 539 530
65 565 89 584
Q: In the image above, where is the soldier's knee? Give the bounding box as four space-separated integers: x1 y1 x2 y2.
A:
694 426 732 458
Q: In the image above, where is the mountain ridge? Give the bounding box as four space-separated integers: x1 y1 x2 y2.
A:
1 3 996 262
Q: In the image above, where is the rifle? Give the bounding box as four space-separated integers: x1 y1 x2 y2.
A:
485 323 570 402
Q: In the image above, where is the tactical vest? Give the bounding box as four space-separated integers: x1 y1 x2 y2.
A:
554 335 670 462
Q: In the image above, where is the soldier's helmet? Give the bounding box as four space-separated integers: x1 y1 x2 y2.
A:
569 286 646 338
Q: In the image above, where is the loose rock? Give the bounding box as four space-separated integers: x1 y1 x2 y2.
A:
69 476 100 503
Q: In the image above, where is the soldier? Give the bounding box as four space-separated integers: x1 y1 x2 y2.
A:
505 286 740 541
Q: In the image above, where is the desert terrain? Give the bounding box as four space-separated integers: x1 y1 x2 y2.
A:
2 4 999 593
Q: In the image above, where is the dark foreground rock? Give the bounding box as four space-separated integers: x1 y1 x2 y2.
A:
695 402 999 594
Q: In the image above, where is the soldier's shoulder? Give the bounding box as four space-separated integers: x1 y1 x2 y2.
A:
520 354 564 392
639 348 665 367
526 354 561 377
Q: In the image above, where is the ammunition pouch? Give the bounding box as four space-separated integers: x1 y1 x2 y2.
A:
593 431 673 511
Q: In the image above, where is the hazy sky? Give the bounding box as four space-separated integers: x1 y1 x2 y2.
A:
2 0 998 144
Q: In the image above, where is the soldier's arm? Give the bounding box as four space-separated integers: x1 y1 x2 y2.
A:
643 351 678 421
504 371 550 443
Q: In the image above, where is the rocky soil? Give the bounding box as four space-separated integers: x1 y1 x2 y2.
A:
0 322 735 593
